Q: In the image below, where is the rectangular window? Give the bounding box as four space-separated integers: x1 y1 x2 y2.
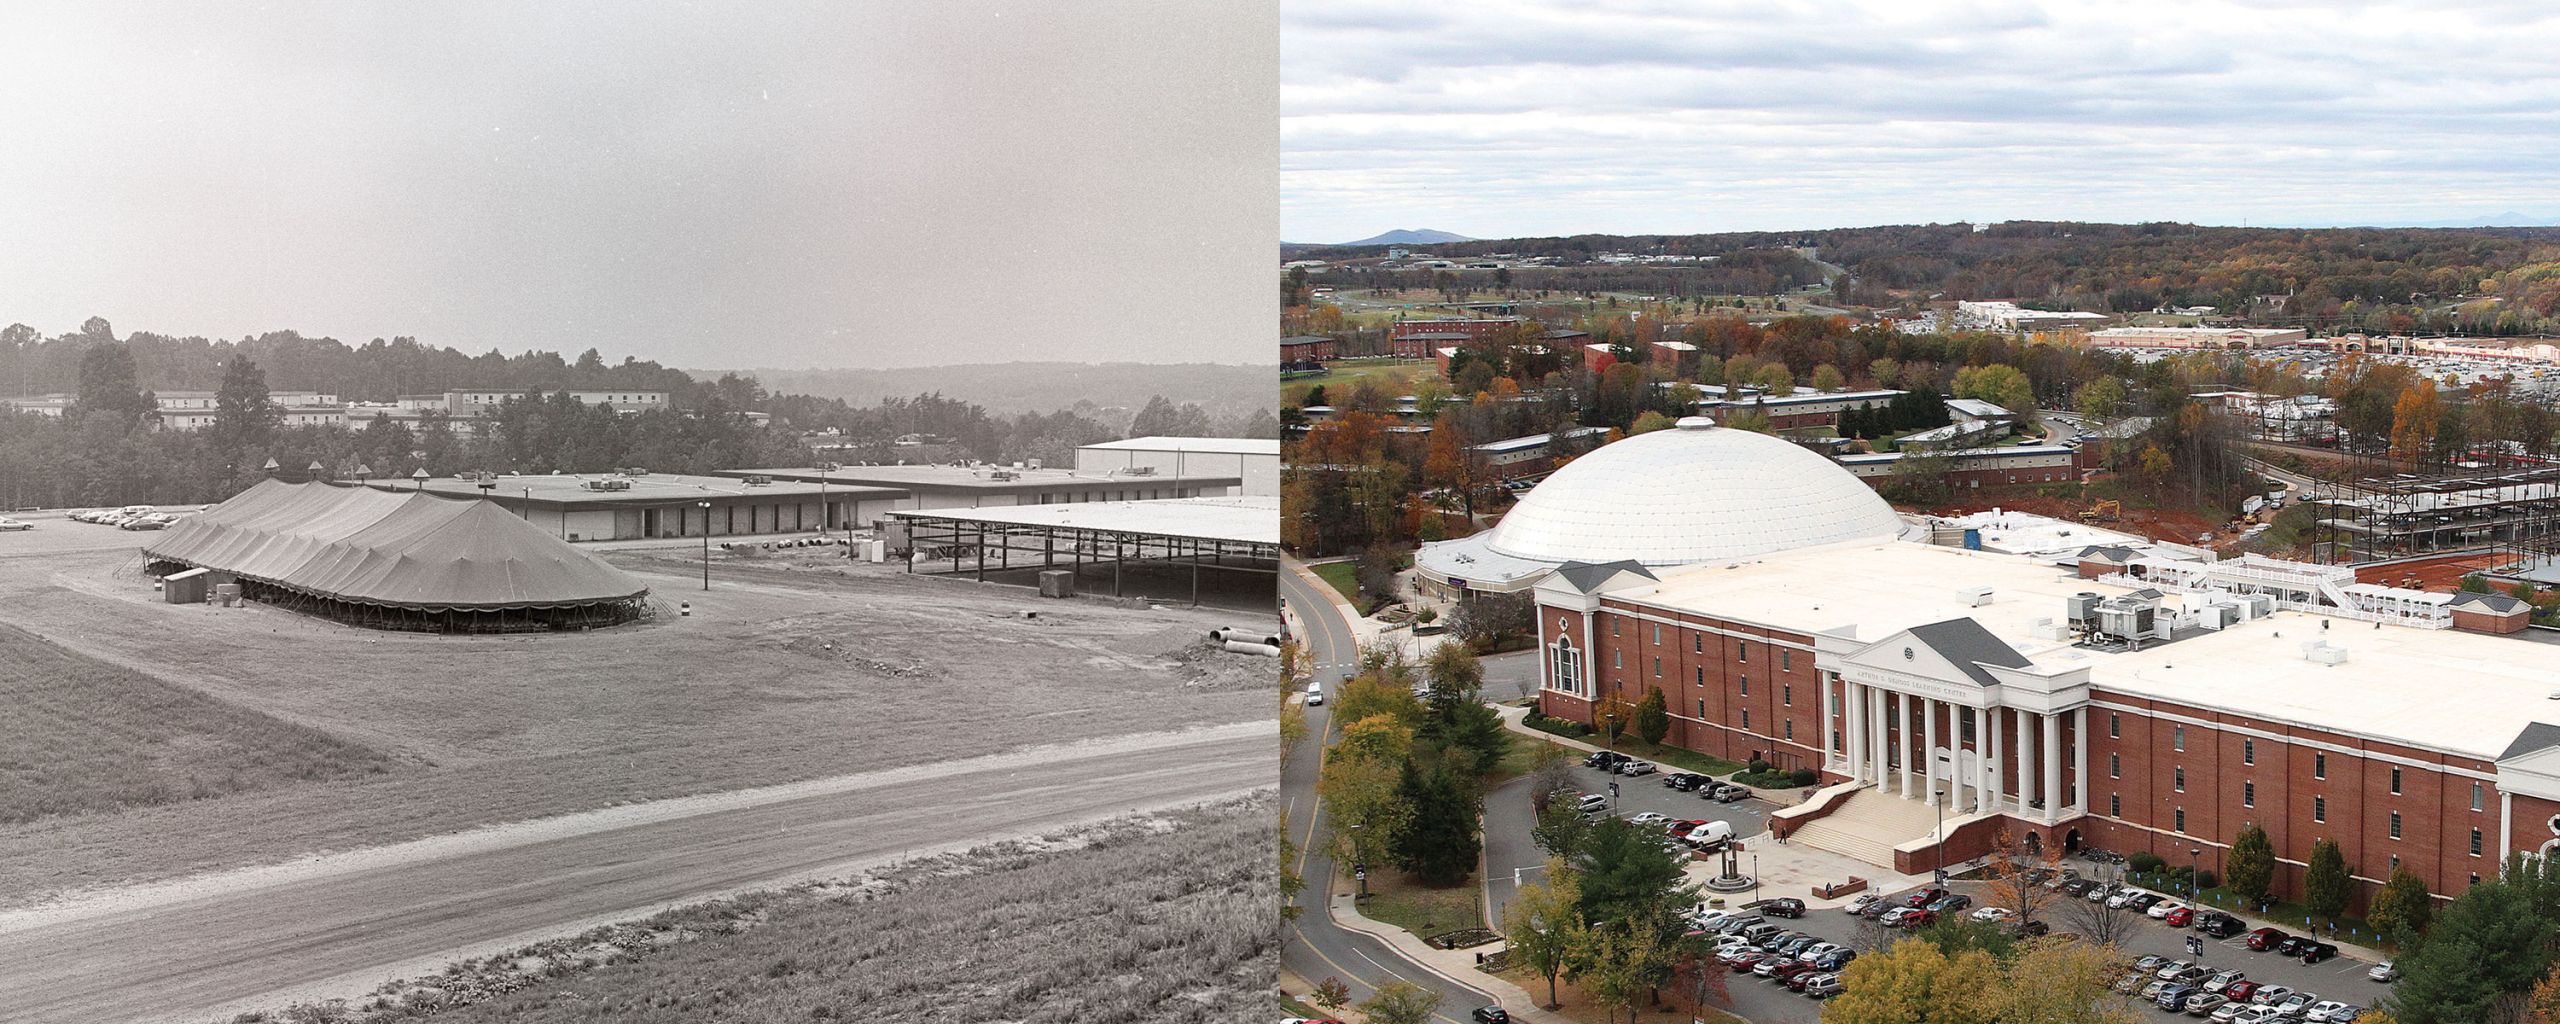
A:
2475 782 2486 812
2110 713 2120 738
1652 656 1661 677
2174 767 2185 792
2244 781 2255 807
1693 634 1702 654
2110 793 2121 816
1611 618 1619 637
1740 677 1749 697
2110 753 2121 779
1698 699 1705 718
2243 738 2254 765
2472 873 2482 887
1695 667 1703 687
2391 855 2400 872
1784 721 1794 740
1782 683 1792 706
2473 829 2484 856
1652 624 1661 645
2315 796 2326 822
2175 808 2186 832
2173 726 2184 752
2391 767 2403 794
2315 752 2327 779
1737 642 1748 663
1782 650 1792 671
1741 709 1751 729
1960 710 1975 744
1613 651 1621 669
2391 812 2402 839
1832 729 1842 750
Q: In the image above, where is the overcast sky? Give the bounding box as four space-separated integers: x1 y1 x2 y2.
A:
0 1 1274 369
1283 0 2560 244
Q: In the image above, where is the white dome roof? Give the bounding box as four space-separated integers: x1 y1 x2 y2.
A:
1486 419 1903 567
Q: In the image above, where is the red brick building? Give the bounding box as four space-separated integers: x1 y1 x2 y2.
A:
1280 335 1336 363
1523 426 2560 912
1389 318 1519 359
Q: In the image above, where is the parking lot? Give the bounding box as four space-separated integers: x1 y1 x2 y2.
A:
1697 871 2395 1023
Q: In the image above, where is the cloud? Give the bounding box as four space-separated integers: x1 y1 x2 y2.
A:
1283 0 2560 241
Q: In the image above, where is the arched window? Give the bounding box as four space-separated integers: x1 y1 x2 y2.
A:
1549 635 1583 696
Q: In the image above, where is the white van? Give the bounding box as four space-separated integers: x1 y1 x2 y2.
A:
1684 821 1734 848
1576 793 1609 814
1304 681 1323 706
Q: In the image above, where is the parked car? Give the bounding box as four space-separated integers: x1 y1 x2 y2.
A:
2113 971 2148 994
1628 812 1671 827
0 517 31 531
1797 941 1846 964
2245 928 2289 951
2368 961 2399 983
2134 955 2171 972
1618 760 1657 777
118 515 169 531
1708 783 1750 802
2149 899 2190 920
1762 898 1806 919
1970 905 2014 923
2186 991 2230 1016
1926 893 1972 913
2157 985 2198 1012
2124 892 2165 914
1585 751 1630 770
1472 1007 1512 1024
2223 981 2260 1003
2202 970 2246 994
2141 979 2174 1002
2155 960 2198 981
1803 974 1845 998
1576 793 1610 814
1879 907 1918 927
2300 942 2339 964
2199 911 2246 938
1725 950 1772 972
2209 1001 2255 1023
2304 1000 2354 1022
2164 906 2195 927
1809 949 1856 972
2270 992 2318 1017
1899 909 1937 928
1846 893 1884 916
1857 899 1895 920
2221 1005 2278 1024
2165 966 2213 986
1905 887 1948 907
2246 984 2295 1006
1785 968 1824 992
2008 919 2051 938
1664 772 1708 791
2275 936 2314 958
1683 821 1735 849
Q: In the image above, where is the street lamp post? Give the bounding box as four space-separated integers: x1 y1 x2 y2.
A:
2191 847 2204 901
698 500 713 591
1350 822 1367 899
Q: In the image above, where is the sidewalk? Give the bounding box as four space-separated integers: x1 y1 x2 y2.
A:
1327 885 1577 1024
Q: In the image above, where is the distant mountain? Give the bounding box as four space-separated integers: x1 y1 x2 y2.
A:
704 362 1274 418
1334 228 1475 247
2278 211 2560 229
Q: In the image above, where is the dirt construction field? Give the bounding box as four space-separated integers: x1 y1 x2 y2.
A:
0 531 1277 908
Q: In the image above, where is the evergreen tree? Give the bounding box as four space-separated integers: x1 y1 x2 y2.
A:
2227 823 2276 907
2388 882 2554 1024
1634 686 1670 746
2304 838 2351 922
1573 816 1698 929
1391 762 1481 886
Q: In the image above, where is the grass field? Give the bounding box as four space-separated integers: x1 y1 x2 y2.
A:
394 796 1276 1024
0 623 394 825
1310 560 1361 603
1281 359 1434 406
0 545 1272 905
1359 868 1483 940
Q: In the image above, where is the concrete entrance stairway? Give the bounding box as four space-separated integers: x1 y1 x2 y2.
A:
1786 788 1941 870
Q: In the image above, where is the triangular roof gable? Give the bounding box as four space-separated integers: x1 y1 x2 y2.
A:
2501 722 2560 762
1840 617 2032 688
1550 559 1657 595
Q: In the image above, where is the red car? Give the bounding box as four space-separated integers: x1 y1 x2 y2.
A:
1766 962 1818 984
2163 906 2194 927
2224 981 2260 1003
1905 887 1948 907
2245 927 2289 951
1728 951 1772 972
1898 909 1937 928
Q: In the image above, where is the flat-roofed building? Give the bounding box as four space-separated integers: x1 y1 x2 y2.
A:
1074 436 1279 496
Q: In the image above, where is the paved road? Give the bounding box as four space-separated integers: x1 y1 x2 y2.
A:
1281 562 1497 1023
1483 760 1777 928
0 726 1273 1024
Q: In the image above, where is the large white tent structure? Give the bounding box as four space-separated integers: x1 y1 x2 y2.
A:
143 480 651 631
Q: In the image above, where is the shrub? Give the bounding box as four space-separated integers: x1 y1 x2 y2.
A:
1747 758 1771 774
2128 851 2166 874
1790 768 1818 787
2195 870 2218 891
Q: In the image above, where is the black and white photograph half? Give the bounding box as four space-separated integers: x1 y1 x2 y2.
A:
0 3 1279 1022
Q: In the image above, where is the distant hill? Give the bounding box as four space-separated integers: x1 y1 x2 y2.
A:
1334 228 1475 247
708 361 1275 418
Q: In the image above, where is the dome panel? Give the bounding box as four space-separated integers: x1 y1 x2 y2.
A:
1484 422 1903 566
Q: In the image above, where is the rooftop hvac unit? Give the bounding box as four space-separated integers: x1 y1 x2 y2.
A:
2194 603 2238 631
1027 458 1042 470
2094 593 2168 643
743 474 773 486
1124 466 1158 476
2242 594 2276 619
989 469 1018 481
1957 586 1994 607
2301 640 2348 666
2065 592 2101 628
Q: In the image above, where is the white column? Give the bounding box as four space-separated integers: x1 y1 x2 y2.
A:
1976 711 1996 814
1869 686 1889 792
1922 697 1940 806
1966 709 1984 813
2503 791 2515 864
2042 711 2063 824
2014 706 2032 817
1899 693 1916 799
1842 680 1861 781
2071 707 2089 815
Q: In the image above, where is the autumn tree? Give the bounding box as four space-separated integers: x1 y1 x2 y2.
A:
2390 380 2443 464
2305 838 2351 922
1981 833 2063 928
1503 861 1586 1010
1953 363 2037 421
1823 937 2002 1024
1628 410 1677 434
1811 363 1847 392
2369 865 2435 943
1576 920 1673 1024
2075 375 2127 421
1317 754 1407 883
1992 937 2140 1024
1594 694 1637 746
1357 980 1443 1024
